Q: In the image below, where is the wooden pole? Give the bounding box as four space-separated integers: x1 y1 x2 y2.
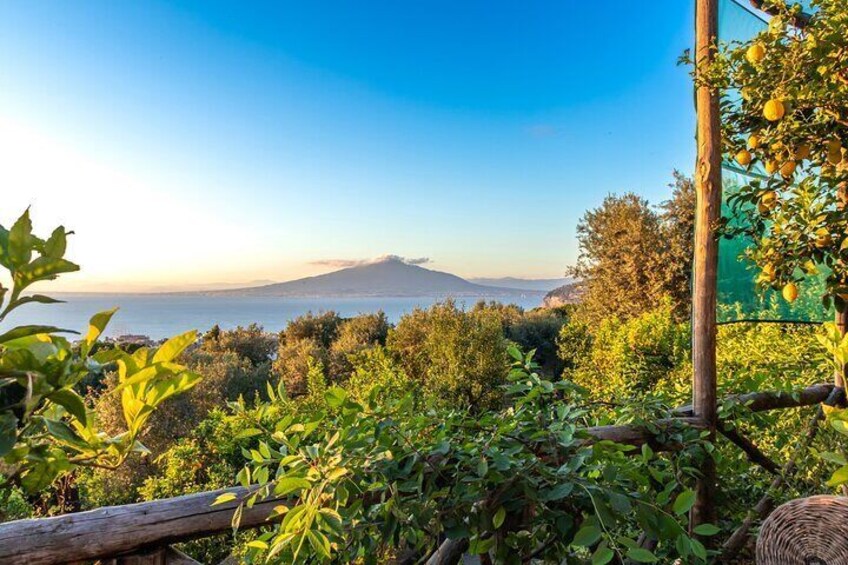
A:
691 0 722 532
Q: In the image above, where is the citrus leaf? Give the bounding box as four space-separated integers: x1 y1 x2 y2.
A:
673 489 696 515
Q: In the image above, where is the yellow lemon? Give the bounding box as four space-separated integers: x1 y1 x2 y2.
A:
815 228 832 248
735 149 752 167
764 160 779 175
761 190 778 209
746 43 766 64
782 282 798 303
764 99 785 121
762 263 776 281
748 134 761 150
780 160 797 179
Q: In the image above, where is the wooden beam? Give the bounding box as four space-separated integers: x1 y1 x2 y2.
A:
692 0 722 531
0 487 286 565
674 383 836 416
425 539 469 565
584 417 707 450
717 422 780 475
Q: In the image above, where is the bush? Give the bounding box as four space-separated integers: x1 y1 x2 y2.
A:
202 323 275 366
560 298 689 399
345 346 412 405
388 300 510 408
280 311 342 348
273 338 329 397
505 308 567 376
328 311 389 381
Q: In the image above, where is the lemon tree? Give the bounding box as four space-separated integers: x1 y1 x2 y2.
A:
705 0 848 309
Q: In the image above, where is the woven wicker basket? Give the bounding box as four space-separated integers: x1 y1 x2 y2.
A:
756 495 848 564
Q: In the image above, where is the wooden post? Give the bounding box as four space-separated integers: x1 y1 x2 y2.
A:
691 0 722 531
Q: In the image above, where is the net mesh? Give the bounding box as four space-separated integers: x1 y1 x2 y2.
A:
715 0 828 324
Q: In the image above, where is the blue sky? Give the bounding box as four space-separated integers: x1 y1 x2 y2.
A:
0 1 696 290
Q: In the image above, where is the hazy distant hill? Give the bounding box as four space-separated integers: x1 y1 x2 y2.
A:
470 277 571 292
215 258 544 298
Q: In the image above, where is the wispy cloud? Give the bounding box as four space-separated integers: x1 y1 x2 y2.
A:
525 124 560 138
310 254 431 268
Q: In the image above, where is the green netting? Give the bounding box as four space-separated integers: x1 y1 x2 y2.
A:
715 0 828 324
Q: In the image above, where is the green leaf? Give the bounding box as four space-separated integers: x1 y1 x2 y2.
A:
507 345 523 362
7 209 34 268
212 492 238 506
0 325 76 344
14 257 79 287
307 530 332 559
626 548 658 563
43 419 88 450
235 428 263 440
673 489 696 515
827 464 848 487
0 412 17 457
48 388 88 426
9 295 64 309
85 309 118 346
693 523 721 536
592 546 615 565
493 506 506 529
273 477 311 496
690 538 707 560
571 525 602 547
324 386 347 409
43 226 68 259
468 536 495 554
152 330 198 364
21 458 61 492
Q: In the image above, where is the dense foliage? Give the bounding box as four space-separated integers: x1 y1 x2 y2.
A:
226 348 712 564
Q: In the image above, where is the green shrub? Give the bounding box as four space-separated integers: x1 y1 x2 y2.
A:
560 298 689 399
388 300 510 408
202 323 276 366
328 312 389 380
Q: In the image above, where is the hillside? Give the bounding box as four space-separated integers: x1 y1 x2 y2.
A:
215 257 544 298
470 277 571 292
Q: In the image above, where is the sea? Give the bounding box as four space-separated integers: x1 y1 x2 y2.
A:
4 293 545 340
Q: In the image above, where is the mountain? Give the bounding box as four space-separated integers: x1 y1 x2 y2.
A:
470 277 571 292
214 258 544 298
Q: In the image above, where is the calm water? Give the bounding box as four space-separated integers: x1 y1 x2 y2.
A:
5 293 544 339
